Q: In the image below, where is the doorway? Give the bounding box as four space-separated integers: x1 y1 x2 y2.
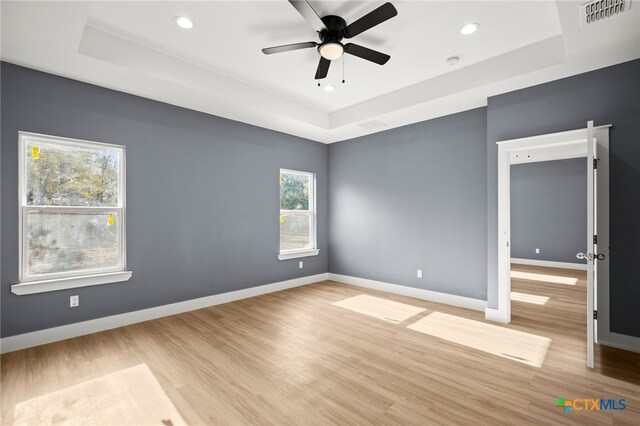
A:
489 121 611 368
509 156 588 357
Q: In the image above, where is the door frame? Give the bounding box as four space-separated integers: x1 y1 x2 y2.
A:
488 124 611 339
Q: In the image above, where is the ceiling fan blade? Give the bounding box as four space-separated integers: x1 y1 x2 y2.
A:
262 42 317 55
314 57 331 80
344 43 390 65
342 2 398 39
289 0 325 32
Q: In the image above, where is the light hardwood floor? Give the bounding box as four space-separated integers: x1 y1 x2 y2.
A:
2 265 639 425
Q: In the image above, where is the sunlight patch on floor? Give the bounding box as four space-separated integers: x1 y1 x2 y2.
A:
511 291 550 305
407 312 551 368
13 363 186 426
332 294 426 323
511 270 578 285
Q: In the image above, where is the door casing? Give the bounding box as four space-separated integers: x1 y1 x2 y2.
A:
489 123 611 367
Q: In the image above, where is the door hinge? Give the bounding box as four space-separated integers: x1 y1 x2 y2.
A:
593 235 597 244
593 310 598 320
593 159 598 169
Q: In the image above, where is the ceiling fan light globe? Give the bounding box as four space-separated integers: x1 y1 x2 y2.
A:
319 43 344 60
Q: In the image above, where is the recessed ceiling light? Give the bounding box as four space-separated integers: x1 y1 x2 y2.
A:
446 56 460 66
323 85 336 92
460 23 479 35
174 16 194 30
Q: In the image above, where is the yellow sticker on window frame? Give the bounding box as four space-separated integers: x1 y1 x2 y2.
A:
280 214 285 224
32 146 40 159
107 214 115 226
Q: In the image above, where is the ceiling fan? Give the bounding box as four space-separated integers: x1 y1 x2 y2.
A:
262 0 398 80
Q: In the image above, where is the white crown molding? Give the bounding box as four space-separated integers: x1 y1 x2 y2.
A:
76 21 330 130
2 1 638 144
329 35 567 129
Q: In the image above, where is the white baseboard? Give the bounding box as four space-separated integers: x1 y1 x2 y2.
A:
327 273 487 312
599 332 640 354
511 258 587 271
484 307 509 323
0 273 329 354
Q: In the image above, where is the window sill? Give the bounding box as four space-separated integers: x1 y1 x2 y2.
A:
11 271 133 295
278 249 320 261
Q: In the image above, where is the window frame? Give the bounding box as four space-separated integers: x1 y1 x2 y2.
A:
13 132 131 295
278 168 319 260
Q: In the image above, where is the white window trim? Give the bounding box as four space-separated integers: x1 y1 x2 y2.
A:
11 271 133 295
277 249 320 261
278 169 319 261
12 132 132 295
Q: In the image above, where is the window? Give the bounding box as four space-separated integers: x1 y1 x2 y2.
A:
278 169 319 260
13 132 131 295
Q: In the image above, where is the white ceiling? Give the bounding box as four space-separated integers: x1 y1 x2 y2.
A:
2 1 639 143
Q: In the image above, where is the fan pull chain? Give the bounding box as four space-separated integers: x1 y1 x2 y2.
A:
342 56 346 84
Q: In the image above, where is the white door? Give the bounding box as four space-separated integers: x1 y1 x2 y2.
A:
582 120 598 368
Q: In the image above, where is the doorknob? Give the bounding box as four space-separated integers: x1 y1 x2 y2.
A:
576 252 605 261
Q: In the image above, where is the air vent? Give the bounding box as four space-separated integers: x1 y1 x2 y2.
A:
359 120 387 130
581 0 632 25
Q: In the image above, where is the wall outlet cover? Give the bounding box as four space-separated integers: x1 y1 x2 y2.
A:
417 269 423 278
70 295 79 307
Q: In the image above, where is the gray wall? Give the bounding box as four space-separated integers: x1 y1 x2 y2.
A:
328 108 487 301
3 59 639 340
510 159 587 264
486 59 640 338
1 62 328 338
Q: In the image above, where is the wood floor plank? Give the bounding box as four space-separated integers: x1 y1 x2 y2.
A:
1 265 639 425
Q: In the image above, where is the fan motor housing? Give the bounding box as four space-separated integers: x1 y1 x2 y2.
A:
320 15 347 41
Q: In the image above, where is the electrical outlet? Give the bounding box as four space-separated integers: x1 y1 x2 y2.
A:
70 295 79 307
535 248 540 254
299 261 303 269
417 269 423 279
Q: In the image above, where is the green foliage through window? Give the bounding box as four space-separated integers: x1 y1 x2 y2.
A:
27 142 119 206
280 172 310 210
